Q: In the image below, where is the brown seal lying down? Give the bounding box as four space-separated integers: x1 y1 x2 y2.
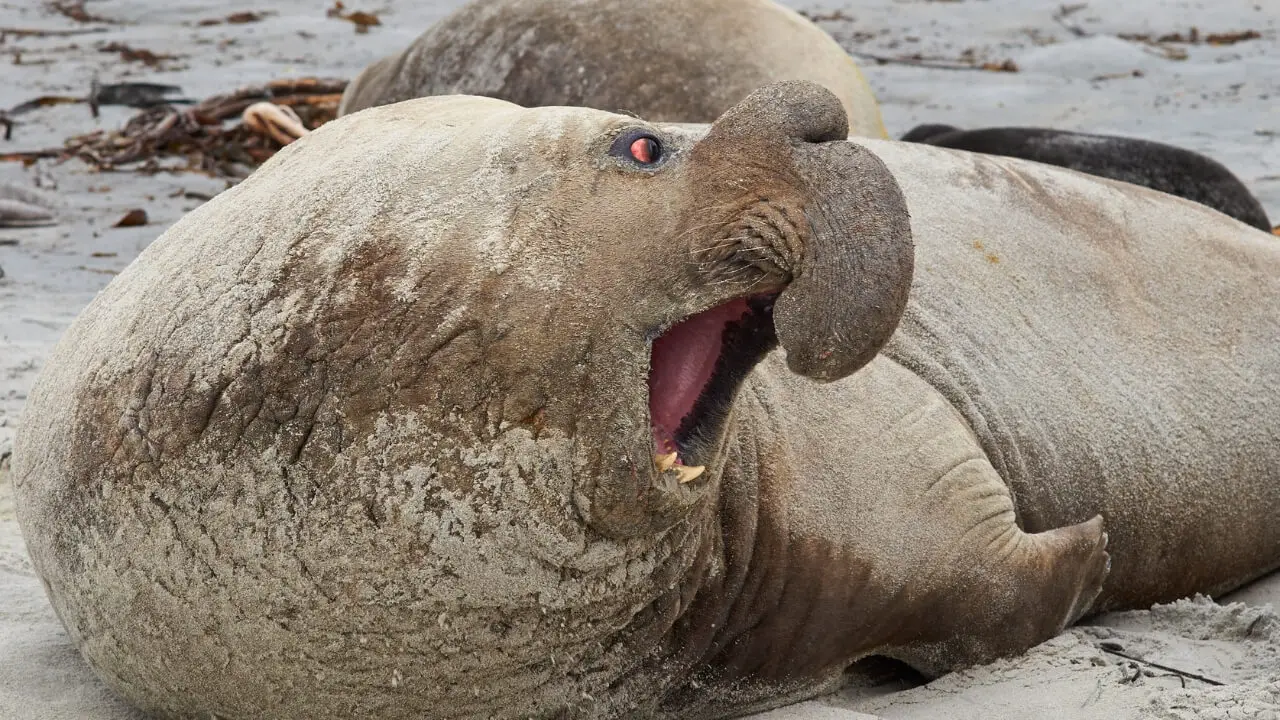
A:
13 82 1280 719
337 0 889 138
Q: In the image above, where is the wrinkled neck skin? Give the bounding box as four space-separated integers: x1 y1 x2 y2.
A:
619 377 896 719
436 371 868 720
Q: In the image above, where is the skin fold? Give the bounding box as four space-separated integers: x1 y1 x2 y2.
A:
13 83 1280 719
337 0 889 138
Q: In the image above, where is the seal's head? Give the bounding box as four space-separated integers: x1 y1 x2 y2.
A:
325 80 914 538
14 81 912 718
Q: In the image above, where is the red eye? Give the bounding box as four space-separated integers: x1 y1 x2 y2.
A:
610 130 665 167
629 137 660 164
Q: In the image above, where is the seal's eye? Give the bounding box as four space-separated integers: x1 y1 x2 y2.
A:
630 137 660 164
610 129 665 167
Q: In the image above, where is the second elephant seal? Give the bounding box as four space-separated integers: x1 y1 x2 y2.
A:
338 0 889 137
900 124 1273 231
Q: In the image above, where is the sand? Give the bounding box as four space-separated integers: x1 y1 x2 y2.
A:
1 0 1277 718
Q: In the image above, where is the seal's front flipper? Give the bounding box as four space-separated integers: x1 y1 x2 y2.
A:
1057 516 1111 627
888 515 1110 676
879 458 1111 677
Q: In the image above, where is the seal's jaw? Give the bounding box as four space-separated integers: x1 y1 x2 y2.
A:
647 292 779 481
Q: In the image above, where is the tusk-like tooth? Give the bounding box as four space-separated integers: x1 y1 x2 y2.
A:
675 465 705 484
654 452 678 472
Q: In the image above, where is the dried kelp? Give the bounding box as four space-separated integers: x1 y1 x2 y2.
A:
326 1 380 33
2 77 347 178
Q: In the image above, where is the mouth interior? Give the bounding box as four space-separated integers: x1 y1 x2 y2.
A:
648 293 780 464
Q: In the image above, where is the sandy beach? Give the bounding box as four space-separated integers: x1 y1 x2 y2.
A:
1 0 1277 718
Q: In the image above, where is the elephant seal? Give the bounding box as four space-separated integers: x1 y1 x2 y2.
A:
14 82 1280 719
337 0 888 138
900 123 1273 231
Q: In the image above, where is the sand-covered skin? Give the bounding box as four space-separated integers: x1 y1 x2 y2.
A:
1 0 1277 719
0 461 147 720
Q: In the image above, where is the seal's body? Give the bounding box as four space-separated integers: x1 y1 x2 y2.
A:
901 124 1272 231
338 0 888 137
14 85 1280 719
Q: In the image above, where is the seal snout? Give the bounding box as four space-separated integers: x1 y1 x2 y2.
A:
708 80 850 147
771 139 915 383
697 83 914 385
643 81 913 476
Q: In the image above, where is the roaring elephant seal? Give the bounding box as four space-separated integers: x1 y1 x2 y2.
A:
337 0 888 137
13 82 1280 720
901 123 1273 231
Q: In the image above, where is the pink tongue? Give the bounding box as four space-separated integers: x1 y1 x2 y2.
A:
647 299 750 453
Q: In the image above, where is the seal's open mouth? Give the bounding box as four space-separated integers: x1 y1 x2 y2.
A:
647 293 779 482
